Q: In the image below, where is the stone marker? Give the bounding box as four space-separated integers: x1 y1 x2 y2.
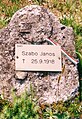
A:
0 5 79 104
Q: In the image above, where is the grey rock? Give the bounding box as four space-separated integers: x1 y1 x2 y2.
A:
0 5 79 103
15 71 27 79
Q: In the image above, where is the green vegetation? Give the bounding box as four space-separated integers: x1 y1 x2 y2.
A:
0 92 82 119
0 89 39 119
0 0 82 118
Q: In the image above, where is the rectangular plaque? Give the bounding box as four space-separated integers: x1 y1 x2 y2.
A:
15 44 61 71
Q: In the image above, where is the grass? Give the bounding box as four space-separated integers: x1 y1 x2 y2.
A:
0 91 39 119
0 0 82 119
0 91 82 119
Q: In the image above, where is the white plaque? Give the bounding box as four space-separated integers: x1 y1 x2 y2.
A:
15 44 61 71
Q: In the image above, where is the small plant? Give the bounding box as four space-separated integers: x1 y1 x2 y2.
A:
76 51 82 101
76 51 82 77
9 0 20 4
43 106 58 119
0 91 39 119
0 95 9 113
39 96 82 119
0 0 20 28
0 17 8 28
33 0 45 5
60 16 75 27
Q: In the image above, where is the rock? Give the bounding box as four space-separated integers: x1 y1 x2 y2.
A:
0 5 79 103
15 71 27 79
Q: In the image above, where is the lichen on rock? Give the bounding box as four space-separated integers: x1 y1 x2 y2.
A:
0 5 79 104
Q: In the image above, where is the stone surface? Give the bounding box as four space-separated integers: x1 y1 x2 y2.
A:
0 5 79 104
